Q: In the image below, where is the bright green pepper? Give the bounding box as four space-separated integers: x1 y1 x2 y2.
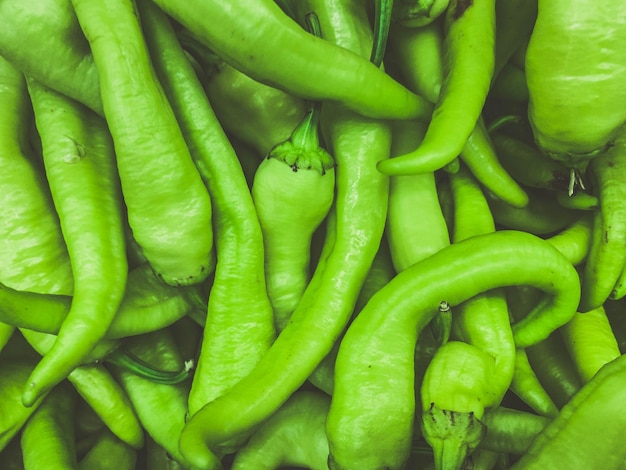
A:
20 382 78 470
525 0 626 171
152 0 432 120
178 0 393 463
326 230 580 469
71 0 215 287
511 353 626 470
22 77 128 408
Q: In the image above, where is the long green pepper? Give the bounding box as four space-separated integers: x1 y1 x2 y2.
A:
178 0 393 462
22 78 128 408
71 0 215 287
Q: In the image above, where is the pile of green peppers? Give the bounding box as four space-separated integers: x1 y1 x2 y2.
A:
1 0 626 469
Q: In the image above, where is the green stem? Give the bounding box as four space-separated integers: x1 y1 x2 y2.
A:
371 0 394 66
105 349 194 385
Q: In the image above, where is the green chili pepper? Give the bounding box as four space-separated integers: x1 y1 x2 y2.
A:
178 0 392 463
231 390 331 470
377 0 496 176
511 353 626 470
579 129 626 311
22 77 128 407
0 0 102 115
136 0 275 458
387 20 443 104
509 348 560 418
385 16 527 208
71 0 215 287
326 230 580 469
153 0 432 120
0 263 204 340
508 287 583 411
251 21 336 331
0 55 73 296
525 0 626 171
78 428 138 470
308 219 397 395
20 381 78 470
386 119 450 273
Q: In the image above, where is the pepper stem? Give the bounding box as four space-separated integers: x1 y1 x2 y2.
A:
266 11 335 174
371 0 394 66
106 348 194 385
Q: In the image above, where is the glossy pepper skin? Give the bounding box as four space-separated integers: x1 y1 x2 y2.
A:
177 0 393 463
525 0 626 170
511 353 626 470
152 0 433 121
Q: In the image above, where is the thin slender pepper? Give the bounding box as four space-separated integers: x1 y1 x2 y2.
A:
0 55 73 296
22 78 128 407
525 0 626 171
136 1 276 459
326 230 580 469
71 0 215 287
152 0 432 120
0 262 204 340
231 390 331 470
386 119 450 272
511 354 626 470
579 129 626 311
20 382 78 470
0 0 102 115
507 286 583 411
178 0 392 463
385 18 527 207
509 348 560 418
377 0 496 175
309 221 397 395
